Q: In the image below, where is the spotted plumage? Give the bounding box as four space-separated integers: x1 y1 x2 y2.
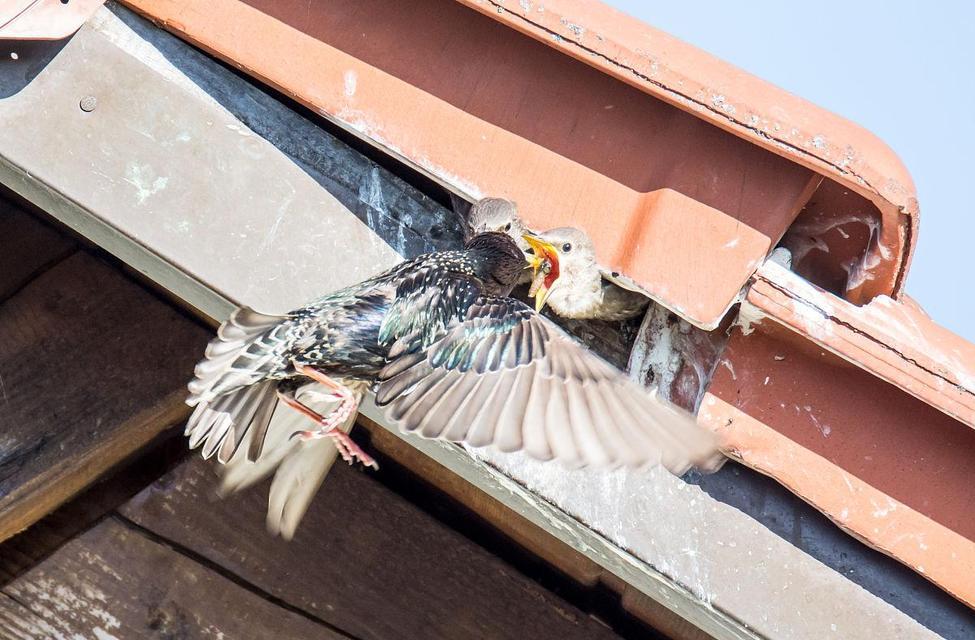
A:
186 233 525 462
186 231 720 536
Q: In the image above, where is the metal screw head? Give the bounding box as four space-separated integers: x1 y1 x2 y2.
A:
79 96 97 112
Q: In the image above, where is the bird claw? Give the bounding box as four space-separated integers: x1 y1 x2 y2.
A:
280 366 377 469
288 424 378 470
289 429 322 442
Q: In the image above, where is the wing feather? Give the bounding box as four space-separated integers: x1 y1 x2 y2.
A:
388 366 446 422
376 295 720 474
543 377 580 465
521 368 553 460
466 367 518 448
585 383 640 467
396 370 455 436
219 382 278 464
448 372 503 445
494 367 530 452
564 382 610 466
439 375 486 441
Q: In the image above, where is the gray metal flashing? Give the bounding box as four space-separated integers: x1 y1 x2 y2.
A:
0 6 944 639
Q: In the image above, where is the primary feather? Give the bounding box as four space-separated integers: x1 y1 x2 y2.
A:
374 297 719 473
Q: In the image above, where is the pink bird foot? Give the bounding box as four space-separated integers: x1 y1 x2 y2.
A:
277 363 378 469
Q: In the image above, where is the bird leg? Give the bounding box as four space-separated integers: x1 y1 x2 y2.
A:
277 389 377 469
277 366 377 469
292 362 360 421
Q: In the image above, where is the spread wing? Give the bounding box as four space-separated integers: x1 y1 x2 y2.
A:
376 297 721 475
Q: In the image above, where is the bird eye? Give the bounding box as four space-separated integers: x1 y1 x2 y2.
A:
503 222 512 232
562 243 572 253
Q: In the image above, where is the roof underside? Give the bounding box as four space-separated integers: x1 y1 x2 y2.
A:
2 2 972 637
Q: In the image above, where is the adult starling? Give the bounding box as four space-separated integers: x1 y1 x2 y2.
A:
464 197 534 292
186 232 719 515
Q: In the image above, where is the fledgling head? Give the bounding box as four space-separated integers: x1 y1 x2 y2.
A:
524 227 601 312
466 198 529 252
465 231 531 296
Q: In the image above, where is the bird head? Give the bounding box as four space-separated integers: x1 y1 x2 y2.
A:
465 231 531 296
523 228 598 312
466 198 529 251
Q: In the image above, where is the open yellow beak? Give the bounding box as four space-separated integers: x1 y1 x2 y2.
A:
532 280 554 313
522 234 560 312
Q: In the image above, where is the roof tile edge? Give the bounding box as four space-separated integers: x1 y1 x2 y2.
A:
458 0 919 298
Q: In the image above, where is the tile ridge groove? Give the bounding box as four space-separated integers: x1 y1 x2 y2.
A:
757 275 975 401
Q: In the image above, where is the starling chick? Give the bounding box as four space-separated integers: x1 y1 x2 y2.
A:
186 232 719 534
525 228 649 321
466 198 648 320
464 197 529 252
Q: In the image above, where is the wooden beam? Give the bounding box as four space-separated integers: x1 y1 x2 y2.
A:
119 459 627 640
2 517 351 639
0 247 208 540
0 432 188 584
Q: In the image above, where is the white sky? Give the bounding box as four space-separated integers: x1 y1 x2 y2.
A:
606 0 974 341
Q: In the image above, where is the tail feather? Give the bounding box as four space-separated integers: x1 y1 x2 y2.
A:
187 307 364 540
220 384 358 540
185 306 289 461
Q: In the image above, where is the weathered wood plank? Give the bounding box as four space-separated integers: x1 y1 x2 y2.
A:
120 459 625 640
0 592 61 640
0 593 56 640
2 517 347 639
0 195 75 302
0 251 209 540
0 435 188 583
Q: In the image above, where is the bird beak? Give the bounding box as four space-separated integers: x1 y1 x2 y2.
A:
530 277 554 313
522 234 560 312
